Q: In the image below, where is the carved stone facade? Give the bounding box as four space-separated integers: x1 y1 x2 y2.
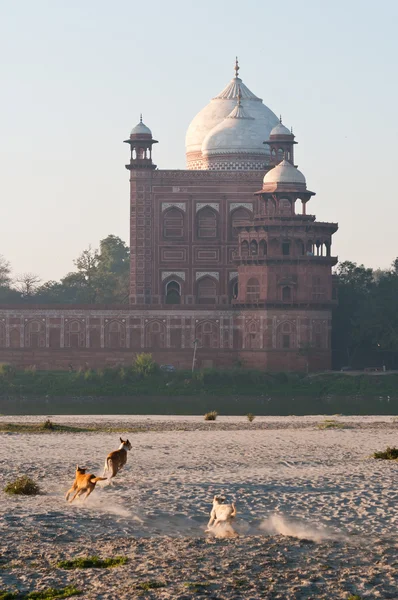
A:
0 93 338 372
0 307 331 371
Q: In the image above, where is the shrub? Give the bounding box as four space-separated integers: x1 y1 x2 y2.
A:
83 369 95 381
133 353 158 378
24 365 37 375
57 556 127 569
0 364 15 380
247 413 255 422
4 476 41 496
135 581 165 591
373 446 398 460
204 411 218 421
42 419 54 430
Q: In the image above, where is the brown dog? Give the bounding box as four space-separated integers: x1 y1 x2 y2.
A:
103 437 132 480
65 465 106 502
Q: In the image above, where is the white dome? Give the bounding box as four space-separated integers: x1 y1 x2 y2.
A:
131 118 152 137
186 75 279 156
270 122 292 136
202 103 267 156
263 159 306 185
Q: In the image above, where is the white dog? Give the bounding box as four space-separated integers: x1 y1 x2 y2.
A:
206 495 237 537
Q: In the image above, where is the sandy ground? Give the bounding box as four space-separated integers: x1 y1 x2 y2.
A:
0 415 398 599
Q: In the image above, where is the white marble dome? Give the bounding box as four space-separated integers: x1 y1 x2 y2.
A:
202 102 267 156
263 159 306 185
185 70 279 162
131 117 152 137
270 122 292 136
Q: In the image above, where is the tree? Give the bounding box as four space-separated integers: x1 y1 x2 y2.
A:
0 255 11 288
14 273 41 298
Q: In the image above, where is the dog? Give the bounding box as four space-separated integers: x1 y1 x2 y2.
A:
103 437 132 479
65 465 107 503
206 495 237 537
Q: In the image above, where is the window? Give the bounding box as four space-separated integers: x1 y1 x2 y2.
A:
163 208 184 239
282 286 291 301
197 207 217 239
165 280 181 304
241 240 249 258
250 240 258 255
312 276 324 301
197 277 217 304
283 334 290 349
282 241 290 256
246 278 260 302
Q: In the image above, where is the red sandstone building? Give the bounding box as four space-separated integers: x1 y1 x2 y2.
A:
0 62 338 371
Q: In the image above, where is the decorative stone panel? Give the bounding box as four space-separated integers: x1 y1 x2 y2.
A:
195 271 219 281
196 203 219 213
161 202 186 212
161 271 186 281
229 203 253 212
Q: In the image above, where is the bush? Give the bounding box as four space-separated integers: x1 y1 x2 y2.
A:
0 363 15 379
373 446 398 460
247 413 255 422
317 419 345 429
133 353 158 378
24 365 37 375
4 476 41 496
204 411 218 421
42 419 54 430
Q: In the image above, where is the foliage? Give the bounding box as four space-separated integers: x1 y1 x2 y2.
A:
133 353 158 377
0 364 15 379
373 446 398 460
42 419 54 430
4 476 41 496
246 413 255 422
57 556 127 569
134 582 165 591
0 587 82 599
204 411 218 421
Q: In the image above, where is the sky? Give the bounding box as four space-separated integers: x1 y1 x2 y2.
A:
0 0 397 282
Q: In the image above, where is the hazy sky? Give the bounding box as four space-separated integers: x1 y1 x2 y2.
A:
0 0 397 282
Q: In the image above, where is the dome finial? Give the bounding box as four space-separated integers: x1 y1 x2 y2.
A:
234 56 240 78
279 115 282 123
291 126 293 134
140 114 143 123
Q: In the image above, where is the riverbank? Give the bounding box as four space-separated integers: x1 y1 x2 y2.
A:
1 415 397 599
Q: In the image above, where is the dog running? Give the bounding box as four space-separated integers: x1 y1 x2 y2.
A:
103 437 132 480
65 465 107 503
206 495 237 537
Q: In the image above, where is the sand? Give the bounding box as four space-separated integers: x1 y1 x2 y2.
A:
0 415 397 599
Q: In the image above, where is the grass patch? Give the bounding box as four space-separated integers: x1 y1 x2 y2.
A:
0 587 81 599
4 476 40 496
57 556 127 569
317 419 346 430
347 596 362 600
373 446 398 460
0 423 146 434
246 413 255 422
204 411 218 421
184 582 212 589
134 581 165 591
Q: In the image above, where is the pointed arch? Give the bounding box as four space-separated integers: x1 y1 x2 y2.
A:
197 206 218 239
64 320 85 348
163 207 184 239
165 280 181 304
276 320 296 349
104 320 126 348
195 320 219 349
196 275 218 304
145 320 166 348
10 327 20 348
25 320 46 348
